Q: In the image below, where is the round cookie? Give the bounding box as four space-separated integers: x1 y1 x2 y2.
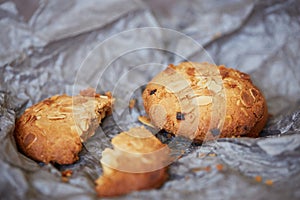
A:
14 88 112 164
142 62 268 141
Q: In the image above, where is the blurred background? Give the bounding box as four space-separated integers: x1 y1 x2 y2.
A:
0 0 300 199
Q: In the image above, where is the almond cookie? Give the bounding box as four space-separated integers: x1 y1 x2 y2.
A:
14 88 113 165
95 126 169 197
142 62 268 141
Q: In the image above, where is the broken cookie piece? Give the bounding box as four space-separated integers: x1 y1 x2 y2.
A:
14 88 113 165
95 126 170 197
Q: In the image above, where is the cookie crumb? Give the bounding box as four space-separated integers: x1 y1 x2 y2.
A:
61 176 69 183
191 166 213 173
254 175 262 182
129 99 136 109
61 169 73 183
216 164 223 171
205 166 211 172
62 169 73 177
265 179 273 185
196 153 205 158
191 167 203 172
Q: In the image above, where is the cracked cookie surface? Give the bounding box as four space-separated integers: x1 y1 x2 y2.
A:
14 88 113 164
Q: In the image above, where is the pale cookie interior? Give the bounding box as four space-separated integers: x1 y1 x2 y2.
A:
95 126 169 197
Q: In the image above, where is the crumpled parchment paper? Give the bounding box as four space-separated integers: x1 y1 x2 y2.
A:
0 0 300 199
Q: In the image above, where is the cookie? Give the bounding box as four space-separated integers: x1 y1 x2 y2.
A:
142 62 268 141
95 126 169 197
14 88 113 165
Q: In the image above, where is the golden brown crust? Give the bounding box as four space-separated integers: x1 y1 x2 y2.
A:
95 168 168 197
14 88 113 164
95 127 169 197
142 62 268 141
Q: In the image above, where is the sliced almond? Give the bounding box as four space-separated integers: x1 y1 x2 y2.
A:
47 114 66 120
195 96 212 106
196 76 211 88
100 95 108 99
240 90 255 107
166 80 189 93
204 77 212 88
59 106 73 113
23 133 37 150
33 103 47 112
208 80 222 93
249 88 259 101
196 80 206 88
